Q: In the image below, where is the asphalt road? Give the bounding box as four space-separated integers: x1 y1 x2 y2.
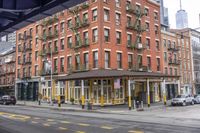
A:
0 105 200 133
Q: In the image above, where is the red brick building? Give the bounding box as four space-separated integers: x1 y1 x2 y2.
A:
16 0 171 109
0 45 16 96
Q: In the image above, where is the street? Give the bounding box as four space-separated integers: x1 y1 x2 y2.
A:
0 105 200 133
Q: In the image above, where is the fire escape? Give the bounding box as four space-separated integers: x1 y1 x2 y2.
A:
126 2 147 71
39 15 59 76
67 1 90 73
18 30 33 79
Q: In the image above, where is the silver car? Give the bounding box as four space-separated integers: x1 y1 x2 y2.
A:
171 95 194 106
194 95 200 104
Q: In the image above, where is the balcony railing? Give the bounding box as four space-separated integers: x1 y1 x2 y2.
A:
41 16 59 27
39 30 58 41
168 59 181 65
126 4 145 17
168 46 180 51
69 1 89 13
70 19 90 30
23 57 32 64
131 65 148 72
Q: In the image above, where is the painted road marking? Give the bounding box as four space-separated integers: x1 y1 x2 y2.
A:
31 121 38 124
58 127 67 130
43 123 50 127
0 112 30 121
60 121 71 124
101 126 113 130
33 117 40 120
47 119 54 122
128 130 144 133
77 123 90 127
76 131 85 133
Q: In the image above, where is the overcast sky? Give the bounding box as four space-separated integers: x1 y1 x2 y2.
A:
164 0 200 29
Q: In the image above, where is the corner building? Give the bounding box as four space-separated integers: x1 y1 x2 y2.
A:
16 0 176 108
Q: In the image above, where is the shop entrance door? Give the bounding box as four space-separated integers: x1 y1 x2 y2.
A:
93 86 101 104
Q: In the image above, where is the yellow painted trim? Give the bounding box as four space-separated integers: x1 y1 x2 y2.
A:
52 80 56 100
148 95 150 105
101 95 104 107
82 95 85 105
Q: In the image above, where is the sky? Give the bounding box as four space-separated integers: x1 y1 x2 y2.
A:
164 0 200 29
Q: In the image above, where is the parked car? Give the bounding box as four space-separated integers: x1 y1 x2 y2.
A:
194 95 200 104
0 95 16 105
171 94 194 106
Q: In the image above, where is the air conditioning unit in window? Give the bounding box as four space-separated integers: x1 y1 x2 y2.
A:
137 43 143 49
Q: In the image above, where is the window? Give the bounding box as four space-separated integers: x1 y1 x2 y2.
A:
67 36 72 48
54 25 58 32
83 31 89 45
146 38 150 49
35 38 39 48
60 58 64 73
104 9 110 21
92 28 98 42
93 51 98 68
35 65 38 76
117 53 122 69
92 9 98 21
145 22 150 32
138 55 142 68
116 31 121 44
67 19 72 28
147 57 151 70
67 56 72 69
54 58 58 73
128 54 133 69
157 58 160 71
174 68 178 76
154 12 158 20
127 34 132 46
155 25 159 35
115 0 120 7
144 8 149 16
60 38 64 50
84 53 89 70
164 52 167 62
156 40 160 51
165 67 168 74
75 55 80 70
105 51 110 68
60 22 65 33
127 17 131 27
104 28 110 42
163 39 166 47
75 34 80 46
83 13 88 23
35 51 38 61
116 13 121 25
168 40 171 48
36 25 39 34
170 68 173 75
54 40 58 52
17 69 20 78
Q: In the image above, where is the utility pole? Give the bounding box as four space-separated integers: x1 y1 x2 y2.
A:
50 43 53 106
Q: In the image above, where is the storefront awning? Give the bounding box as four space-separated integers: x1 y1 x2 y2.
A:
55 69 179 81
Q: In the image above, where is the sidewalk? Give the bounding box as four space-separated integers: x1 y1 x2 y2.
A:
16 100 171 114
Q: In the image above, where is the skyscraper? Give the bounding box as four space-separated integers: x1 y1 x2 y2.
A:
154 0 169 26
176 0 188 29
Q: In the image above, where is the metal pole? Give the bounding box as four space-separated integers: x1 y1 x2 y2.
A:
50 43 53 106
147 79 150 107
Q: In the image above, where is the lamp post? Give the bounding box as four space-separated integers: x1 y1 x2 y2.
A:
50 43 53 106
